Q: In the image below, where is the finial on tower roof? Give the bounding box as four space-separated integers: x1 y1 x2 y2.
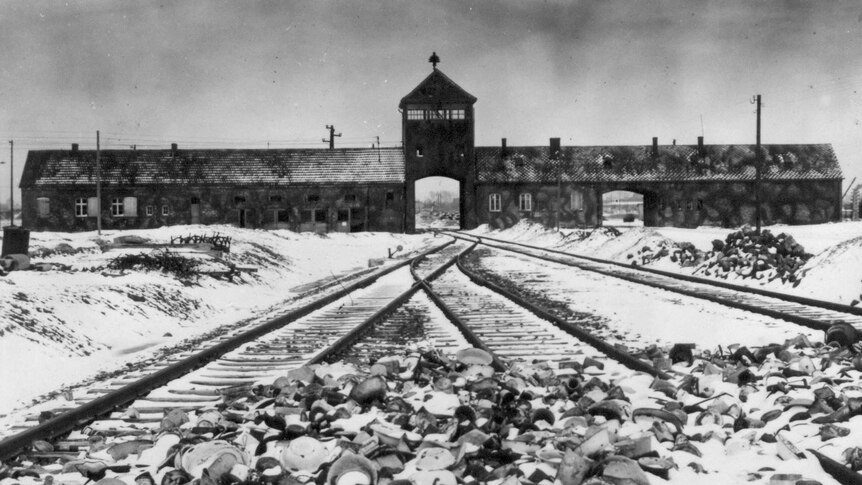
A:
429 51 440 70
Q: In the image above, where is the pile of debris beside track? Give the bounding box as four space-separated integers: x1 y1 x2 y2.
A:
4 337 862 485
629 226 813 284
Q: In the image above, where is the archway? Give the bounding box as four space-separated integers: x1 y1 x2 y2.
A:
414 176 461 231
602 190 644 227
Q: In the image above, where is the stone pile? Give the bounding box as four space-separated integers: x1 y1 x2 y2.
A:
2 339 861 485
693 227 812 283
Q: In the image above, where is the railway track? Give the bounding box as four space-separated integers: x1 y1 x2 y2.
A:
446 230 862 340
1 238 857 485
0 238 671 458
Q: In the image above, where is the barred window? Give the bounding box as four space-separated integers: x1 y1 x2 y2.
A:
519 193 532 212
489 193 501 212
75 198 88 217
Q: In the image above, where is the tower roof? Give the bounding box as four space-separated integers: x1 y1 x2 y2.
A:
399 68 477 109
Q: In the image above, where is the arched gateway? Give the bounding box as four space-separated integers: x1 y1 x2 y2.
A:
400 55 477 233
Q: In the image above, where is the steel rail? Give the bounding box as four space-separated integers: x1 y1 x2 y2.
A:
0 240 453 462
446 231 843 332
453 245 673 380
408 243 507 372
446 230 862 317
415 243 668 378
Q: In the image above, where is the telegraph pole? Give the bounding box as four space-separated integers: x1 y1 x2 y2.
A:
322 125 341 150
752 94 762 234
96 130 101 235
8 140 13 226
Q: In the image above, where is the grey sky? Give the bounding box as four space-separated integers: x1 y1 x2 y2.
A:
2 0 861 204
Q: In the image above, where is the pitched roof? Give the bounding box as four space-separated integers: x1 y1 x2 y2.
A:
475 144 842 183
399 69 477 108
20 148 405 188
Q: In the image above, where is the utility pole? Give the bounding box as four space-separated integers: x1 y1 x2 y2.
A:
8 140 13 226
96 130 101 235
322 125 341 150
752 94 762 234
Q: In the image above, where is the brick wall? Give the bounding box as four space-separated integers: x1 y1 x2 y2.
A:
22 183 405 232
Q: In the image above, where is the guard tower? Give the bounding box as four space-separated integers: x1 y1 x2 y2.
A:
400 53 478 232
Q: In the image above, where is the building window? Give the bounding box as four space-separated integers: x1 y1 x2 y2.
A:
416 146 424 157
37 197 50 218
307 194 320 203
122 197 138 217
489 193 501 212
273 209 290 223
450 109 465 120
75 198 88 217
145 205 154 216
571 191 584 211
269 195 282 203
696 199 704 210
519 193 532 212
191 197 200 204
384 191 395 208
234 196 246 204
658 200 665 211
407 109 424 120
162 205 170 216
111 198 124 216
686 200 694 211
344 194 357 203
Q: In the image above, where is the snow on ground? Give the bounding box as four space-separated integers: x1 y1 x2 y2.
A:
0 225 436 414
471 220 862 305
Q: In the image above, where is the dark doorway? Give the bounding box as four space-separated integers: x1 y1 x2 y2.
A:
238 209 248 228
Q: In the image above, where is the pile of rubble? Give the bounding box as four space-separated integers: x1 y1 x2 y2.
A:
693 228 812 283
2 338 861 485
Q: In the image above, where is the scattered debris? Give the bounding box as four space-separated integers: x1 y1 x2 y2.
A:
107 250 202 279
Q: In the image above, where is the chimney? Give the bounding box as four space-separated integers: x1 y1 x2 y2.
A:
697 136 704 156
71 143 79 153
651 137 658 156
171 143 178 157
672 139 676 146
501 138 508 157
549 138 561 159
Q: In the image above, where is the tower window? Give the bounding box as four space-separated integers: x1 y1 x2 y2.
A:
407 109 424 120
450 109 465 120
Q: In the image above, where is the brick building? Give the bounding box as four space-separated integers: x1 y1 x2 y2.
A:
20 57 843 232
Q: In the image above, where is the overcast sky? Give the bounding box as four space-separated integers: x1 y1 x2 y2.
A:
1 0 861 205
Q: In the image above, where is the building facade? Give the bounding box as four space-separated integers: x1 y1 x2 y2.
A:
20 60 843 232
